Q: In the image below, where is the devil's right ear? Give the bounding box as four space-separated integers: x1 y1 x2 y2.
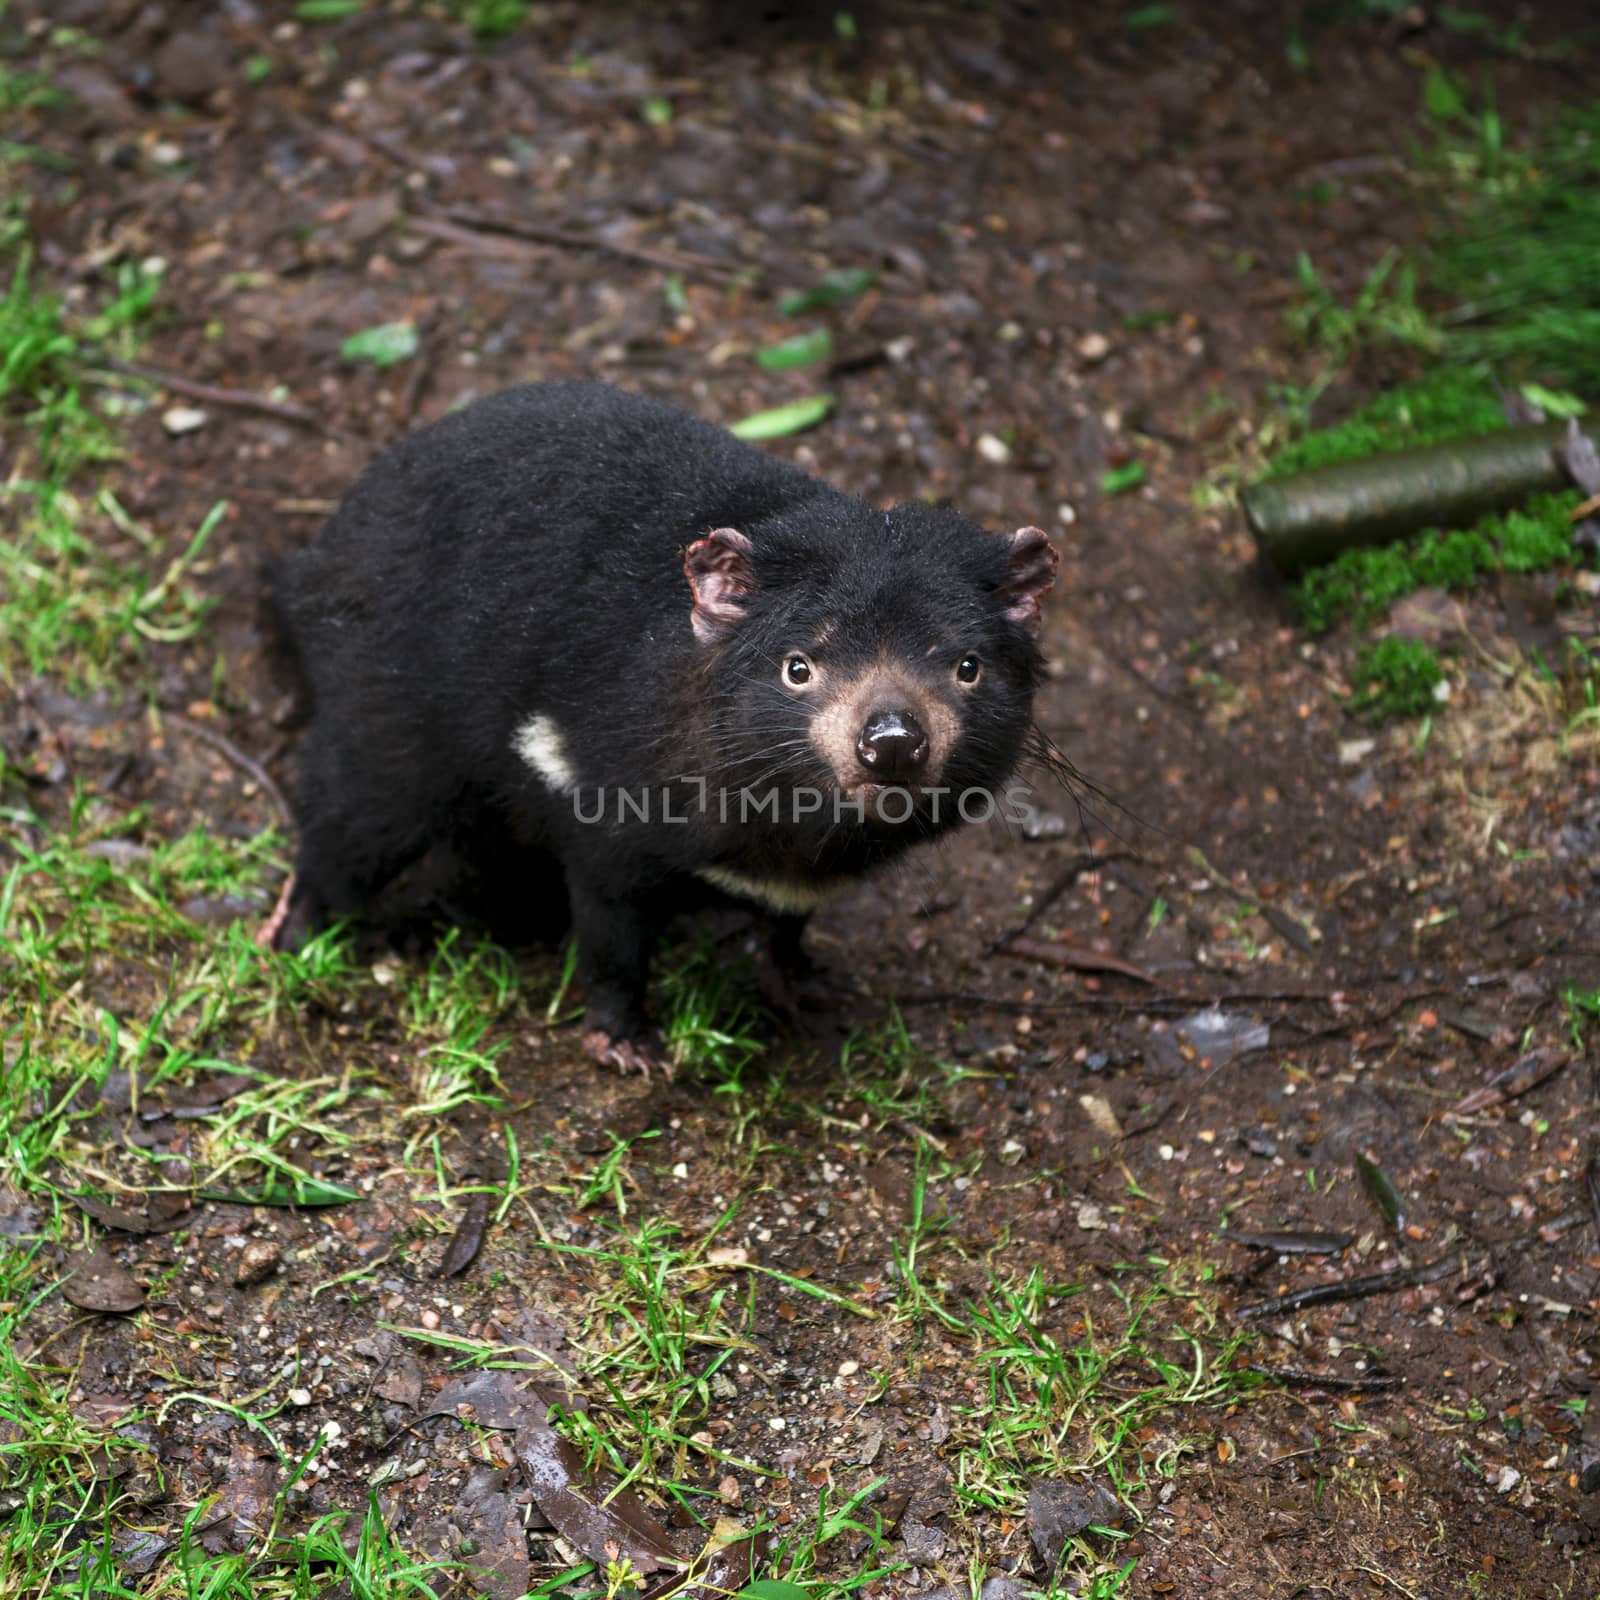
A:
996 526 1058 631
685 527 755 643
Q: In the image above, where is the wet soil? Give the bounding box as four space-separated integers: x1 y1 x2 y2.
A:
6 1 1600 1594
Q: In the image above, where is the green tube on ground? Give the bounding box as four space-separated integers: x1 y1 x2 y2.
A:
1244 420 1587 577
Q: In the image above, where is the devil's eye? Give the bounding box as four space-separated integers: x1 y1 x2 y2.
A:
785 655 813 687
956 654 981 685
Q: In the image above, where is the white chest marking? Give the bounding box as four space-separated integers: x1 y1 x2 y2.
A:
696 865 846 915
513 714 577 795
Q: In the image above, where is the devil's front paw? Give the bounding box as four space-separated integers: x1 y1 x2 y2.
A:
581 1029 674 1081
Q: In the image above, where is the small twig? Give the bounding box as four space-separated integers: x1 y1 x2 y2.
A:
1236 1249 1493 1322
897 988 1191 1016
1002 936 1154 984
427 206 747 283
1247 1365 1405 1393
160 712 292 829
100 359 320 427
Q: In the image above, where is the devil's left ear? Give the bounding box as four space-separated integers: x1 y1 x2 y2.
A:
685 527 755 643
997 526 1058 630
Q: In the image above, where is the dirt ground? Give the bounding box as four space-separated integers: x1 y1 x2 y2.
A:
6 0 1600 1595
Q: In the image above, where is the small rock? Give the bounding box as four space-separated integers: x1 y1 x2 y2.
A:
1339 738 1376 766
54 62 137 129
1177 198 1231 226
162 406 208 436
976 432 1012 465
235 1239 281 1287
115 1529 172 1576
1026 1478 1123 1565
287 1388 311 1407
981 1581 1031 1600
1075 331 1111 363
1021 807 1068 841
901 1520 947 1562
153 31 229 103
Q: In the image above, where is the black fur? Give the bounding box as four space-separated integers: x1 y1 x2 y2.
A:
272 381 1053 1066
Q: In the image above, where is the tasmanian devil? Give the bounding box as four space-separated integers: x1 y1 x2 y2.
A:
270 380 1057 1075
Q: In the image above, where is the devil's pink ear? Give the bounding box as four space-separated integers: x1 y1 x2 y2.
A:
997 526 1058 630
685 527 755 643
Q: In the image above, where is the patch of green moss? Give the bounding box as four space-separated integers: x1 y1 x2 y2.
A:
1349 637 1444 721
1293 490 1581 634
1266 368 1508 479
1487 492 1581 573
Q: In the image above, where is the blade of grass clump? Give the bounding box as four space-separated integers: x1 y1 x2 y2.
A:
1431 107 1600 389
340 320 418 368
778 268 875 316
729 394 834 442
755 329 834 371
198 1174 360 1207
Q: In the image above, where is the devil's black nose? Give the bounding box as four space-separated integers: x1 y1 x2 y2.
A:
856 709 929 782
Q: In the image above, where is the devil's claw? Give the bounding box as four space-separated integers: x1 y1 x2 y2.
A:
581 1030 674 1080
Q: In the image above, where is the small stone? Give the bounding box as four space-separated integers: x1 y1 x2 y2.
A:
153 31 229 103
288 1387 312 1407
419 1308 440 1330
1021 807 1068 841
838 1359 860 1377
1339 738 1375 766
1495 1465 1521 1494
161 406 208 436
235 1239 281 1287
1075 331 1111 363
976 432 1012 465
